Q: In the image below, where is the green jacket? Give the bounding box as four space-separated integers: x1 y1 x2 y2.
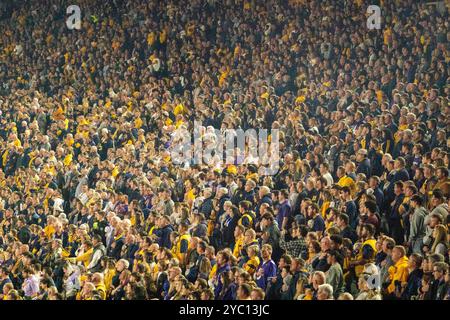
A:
326 263 345 298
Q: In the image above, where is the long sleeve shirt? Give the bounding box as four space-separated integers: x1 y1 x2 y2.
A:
388 256 409 294
325 263 345 298
23 275 40 298
409 207 427 241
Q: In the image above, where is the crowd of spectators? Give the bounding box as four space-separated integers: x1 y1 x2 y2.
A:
0 0 449 300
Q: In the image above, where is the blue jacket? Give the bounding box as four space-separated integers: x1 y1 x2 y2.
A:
356 158 371 177
155 224 174 249
345 200 358 230
386 168 409 201
242 189 256 204
401 268 423 300
372 187 385 212
214 264 231 299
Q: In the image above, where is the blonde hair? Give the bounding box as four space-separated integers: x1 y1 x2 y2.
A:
431 224 448 253
247 245 259 256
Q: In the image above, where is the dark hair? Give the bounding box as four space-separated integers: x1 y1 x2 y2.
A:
338 213 349 225
326 249 342 262
280 254 293 265
41 276 53 288
310 240 321 253
0 266 9 275
196 278 208 290
341 186 351 194
22 267 33 274
362 223 375 236
309 203 319 213
280 189 289 199
422 273 432 284
132 283 148 300
239 200 252 211
364 201 377 214
432 189 444 200
428 253 445 264
261 213 274 222
92 234 103 242
436 166 449 178
409 253 423 267
318 177 327 187
238 283 252 297
299 225 309 237
197 241 207 252
394 181 404 189
342 238 353 251
330 234 343 246
411 194 424 206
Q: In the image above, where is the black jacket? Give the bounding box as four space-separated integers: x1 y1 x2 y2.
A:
340 226 358 244
356 158 371 177
369 148 384 177
199 197 213 218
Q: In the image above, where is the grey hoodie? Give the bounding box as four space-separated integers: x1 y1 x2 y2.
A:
409 206 427 241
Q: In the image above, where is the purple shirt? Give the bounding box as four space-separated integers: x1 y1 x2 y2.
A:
256 259 277 290
277 200 291 229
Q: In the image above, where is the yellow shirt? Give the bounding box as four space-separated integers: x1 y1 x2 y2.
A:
147 32 155 45
159 30 167 44
134 118 143 129
112 167 119 178
209 264 217 280
2 150 9 166
185 189 196 206
75 248 94 268
96 283 107 300
321 201 330 219
383 28 392 45
63 154 73 166
174 103 184 116
104 269 116 291
376 90 383 103
44 225 56 239
218 68 229 87
387 256 409 294
243 256 260 275
233 236 244 258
